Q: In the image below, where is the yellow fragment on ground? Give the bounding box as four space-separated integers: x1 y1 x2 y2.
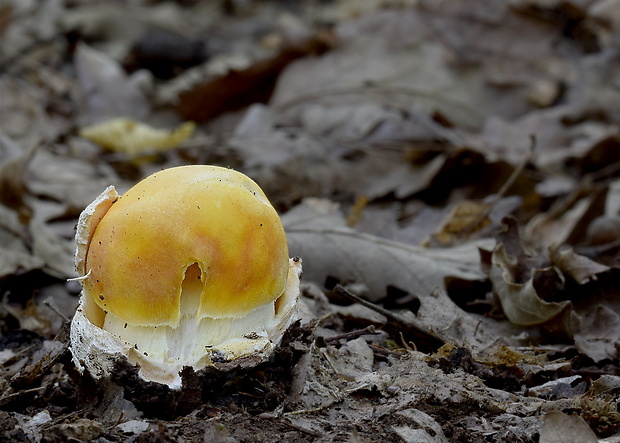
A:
80 118 195 156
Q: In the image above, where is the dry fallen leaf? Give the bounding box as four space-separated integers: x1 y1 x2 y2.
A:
490 242 575 330
79 118 195 156
574 305 620 363
429 199 491 246
73 43 152 125
392 408 449 443
0 246 44 280
283 198 521 348
550 245 610 285
488 218 620 362
539 411 598 443
283 198 491 302
175 30 335 122
28 216 75 279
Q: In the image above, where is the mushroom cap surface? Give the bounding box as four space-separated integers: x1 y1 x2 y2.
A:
82 165 289 327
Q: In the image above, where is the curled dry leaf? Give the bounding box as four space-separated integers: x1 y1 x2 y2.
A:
490 242 576 330
550 245 610 285
490 218 620 362
490 218 575 331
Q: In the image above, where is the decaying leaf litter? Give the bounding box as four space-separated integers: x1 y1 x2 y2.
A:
1 0 619 441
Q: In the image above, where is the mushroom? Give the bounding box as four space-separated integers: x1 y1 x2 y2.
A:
69 165 301 389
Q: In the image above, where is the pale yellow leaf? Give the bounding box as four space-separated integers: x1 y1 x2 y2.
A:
80 118 195 156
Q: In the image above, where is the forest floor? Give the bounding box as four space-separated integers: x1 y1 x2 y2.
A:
1 1 619 442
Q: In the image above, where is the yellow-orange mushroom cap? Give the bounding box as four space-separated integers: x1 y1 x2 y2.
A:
83 165 289 326
70 165 301 388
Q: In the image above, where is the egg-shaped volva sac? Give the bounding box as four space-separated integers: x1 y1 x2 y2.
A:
69 165 302 389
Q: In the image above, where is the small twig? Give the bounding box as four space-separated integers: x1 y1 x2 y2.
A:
40 410 82 431
333 285 407 323
10 341 68 388
111 412 125 428
473 320 482 337
0 386 46 407
369 343 406 358
324 325 379 344
284 399 342 417
308 313 333 333
43 300 70 322
588 160 620 183
399 331 417 352
333 285 445 347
